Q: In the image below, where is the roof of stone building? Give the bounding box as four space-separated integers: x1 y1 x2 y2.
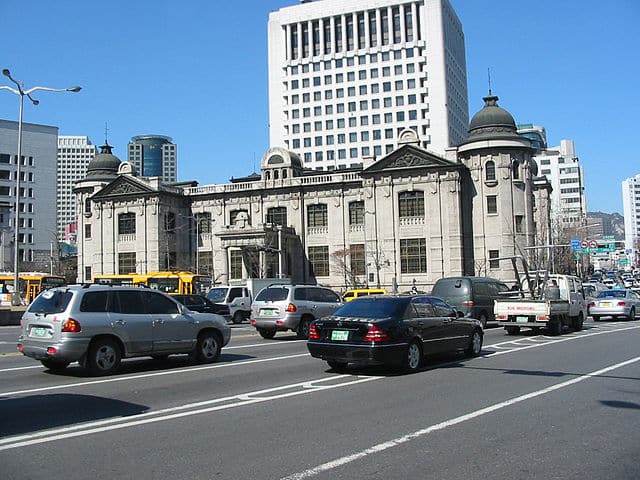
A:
463 93 523 143
84 143 121 181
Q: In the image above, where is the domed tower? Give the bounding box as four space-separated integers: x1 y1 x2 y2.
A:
83 142 122 182
456 93 546 283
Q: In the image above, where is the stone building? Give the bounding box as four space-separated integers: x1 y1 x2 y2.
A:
74 95 551 292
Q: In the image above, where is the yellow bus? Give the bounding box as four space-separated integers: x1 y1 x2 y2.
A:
137 271 211 295
0 272 66 305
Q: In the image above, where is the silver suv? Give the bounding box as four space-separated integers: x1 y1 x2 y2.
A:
17 284 231 376
250 284 343 339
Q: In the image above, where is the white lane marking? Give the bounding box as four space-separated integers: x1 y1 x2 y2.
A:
486 324 640 357
281 355 640 480
0 374 383 451
0 365 42 372
0 353 309 397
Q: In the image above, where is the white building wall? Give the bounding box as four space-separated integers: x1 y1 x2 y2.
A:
268 0 468 171
0 119 58 270
57 136 96 242
622 174 640 265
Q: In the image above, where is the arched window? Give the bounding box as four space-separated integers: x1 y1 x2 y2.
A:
485 160 496 181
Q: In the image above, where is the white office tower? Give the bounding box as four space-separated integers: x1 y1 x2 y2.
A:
622 174 640 267
534 139 587 229
268 0 469 170
57 136 97 243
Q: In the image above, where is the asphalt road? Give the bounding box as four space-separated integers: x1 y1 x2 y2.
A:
1 320 639 480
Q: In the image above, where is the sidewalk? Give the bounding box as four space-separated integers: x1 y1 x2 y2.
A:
0 306 26 326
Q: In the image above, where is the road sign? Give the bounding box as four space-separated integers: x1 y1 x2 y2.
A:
570 238 580 251
580 240 589 249
589 240 598 249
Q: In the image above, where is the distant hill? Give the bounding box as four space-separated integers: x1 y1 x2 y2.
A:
587 212 625 240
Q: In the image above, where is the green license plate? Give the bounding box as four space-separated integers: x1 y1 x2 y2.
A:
261 309 276 316
331 330 349 341
31 327 48 337
516 316 529 323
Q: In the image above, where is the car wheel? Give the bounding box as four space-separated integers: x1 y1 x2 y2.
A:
505 326 520 335
404 340 422 372
627 307 636 321
549 318 563 336
41 359 70 371
572 313 584 331
327 360 348 372
592 315 600 322
297 318 312 339
232 311 244 324
465 330 483 357
193 331 221 363
478 312 488 329
87 338 121 376
257 328 276 339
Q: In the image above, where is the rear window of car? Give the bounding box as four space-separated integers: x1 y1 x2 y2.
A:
334 297 410 319
29 289 74 314
432 279 470 297
597 290 626 298
255 286 290 302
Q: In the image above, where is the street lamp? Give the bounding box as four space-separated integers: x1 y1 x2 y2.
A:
1 69 81 305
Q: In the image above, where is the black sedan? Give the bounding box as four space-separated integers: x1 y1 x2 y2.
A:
173 294 231 321
307 295 483 372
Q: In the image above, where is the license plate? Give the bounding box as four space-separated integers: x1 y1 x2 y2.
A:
516 316 529 323
260 309 276 316
331 330 349 341
601 302 611 307
30 327 48 338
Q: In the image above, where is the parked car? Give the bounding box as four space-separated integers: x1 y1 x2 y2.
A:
431 276 511 327
307 295 483 373
250 284 343 339
173 294 231 321
17 284 231 376
588 289 640 321
342 288 387 302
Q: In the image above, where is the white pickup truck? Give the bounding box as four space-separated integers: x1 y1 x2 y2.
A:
494 274 588 335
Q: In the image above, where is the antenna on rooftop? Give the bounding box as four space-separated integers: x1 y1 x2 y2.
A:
104 122 110 145
487 68 492 95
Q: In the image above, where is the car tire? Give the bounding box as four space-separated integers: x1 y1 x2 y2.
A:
257 328 276 339
404 340 422 372
327 360 348 372
297 317 312 339
572 313 584 331
232 311 244 324
86 338 122 376
41 359 70 371
193 331 221 363
505 326 520 335
627 307 636 321
478 312 488 329
465 330 483 357
549 318 563 336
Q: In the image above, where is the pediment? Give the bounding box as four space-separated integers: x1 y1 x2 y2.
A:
91 176 156 199
364 144 460 173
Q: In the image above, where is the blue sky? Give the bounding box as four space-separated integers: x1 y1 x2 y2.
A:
0 0 638 214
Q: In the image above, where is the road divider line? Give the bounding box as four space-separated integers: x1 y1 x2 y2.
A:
0 374 383 451
280 355 640 480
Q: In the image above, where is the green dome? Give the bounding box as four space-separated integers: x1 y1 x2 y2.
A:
467 94 520 141
85 143 121 181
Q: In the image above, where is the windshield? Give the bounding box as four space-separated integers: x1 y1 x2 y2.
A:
333 297 409 319
28 289 73 314
207 288 228 302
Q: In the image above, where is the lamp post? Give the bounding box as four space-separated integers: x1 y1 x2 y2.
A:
1 69 81 305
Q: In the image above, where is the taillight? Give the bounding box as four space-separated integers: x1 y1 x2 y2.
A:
47 347 58 355
462 300 475 307
363 325 390 342
62 318 81 333
589 302 595 307
617 301 627 306
286 303 297 313
308 323 320 340
17 343 23 352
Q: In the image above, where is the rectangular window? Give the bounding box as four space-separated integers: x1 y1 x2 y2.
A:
487 195 498 214
489 250 500 269
400 238 427 273
230 250 243 279
308 246 329 277
307 204 328 227
118 212 136 235
118 252 136 274
349 201 364 225
350 244 365 276
84 224 91 239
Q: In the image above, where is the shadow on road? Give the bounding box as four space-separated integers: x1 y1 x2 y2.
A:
0 393 148 437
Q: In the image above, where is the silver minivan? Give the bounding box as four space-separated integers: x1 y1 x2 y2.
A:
17 284 231 375
250 284 343 339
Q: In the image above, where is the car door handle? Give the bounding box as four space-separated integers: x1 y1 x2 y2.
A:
113 319 126 326
154 319 165 325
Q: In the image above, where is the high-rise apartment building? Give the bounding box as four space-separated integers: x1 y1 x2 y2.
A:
128 135 177 182
268 0 469 170
0 119 58 271
622 174 640 266
532 139 586 230
57 136 96 242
